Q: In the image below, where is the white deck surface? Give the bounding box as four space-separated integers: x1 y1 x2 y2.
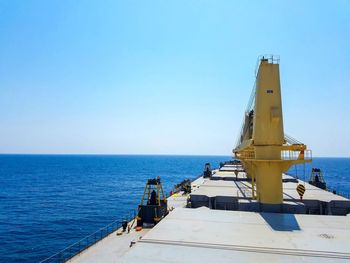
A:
68 168 350 263
120 207 350 262
193 172 348 203
68 226 149 263
191 179 252 198
283 179 348 201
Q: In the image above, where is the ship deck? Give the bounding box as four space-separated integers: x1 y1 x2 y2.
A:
120 207 350 263
68 166 350 263
67 180 200 263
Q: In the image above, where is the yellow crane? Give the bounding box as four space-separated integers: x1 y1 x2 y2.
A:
233 56 312 206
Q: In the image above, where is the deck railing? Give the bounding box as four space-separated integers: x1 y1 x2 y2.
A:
281 150 312 161
40 209 136 263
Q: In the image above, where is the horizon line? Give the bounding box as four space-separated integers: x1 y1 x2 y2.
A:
0 153 349 158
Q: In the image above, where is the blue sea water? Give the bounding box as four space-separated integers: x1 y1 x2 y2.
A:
0 155 349 262
0 155 225 262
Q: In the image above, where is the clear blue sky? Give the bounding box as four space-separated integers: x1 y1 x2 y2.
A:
0 0 349 156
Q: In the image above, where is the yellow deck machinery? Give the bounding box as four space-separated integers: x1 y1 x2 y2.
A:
234 56 312 209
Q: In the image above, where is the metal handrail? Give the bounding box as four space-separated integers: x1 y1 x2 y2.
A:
255 54 280 76
281 150 312 161
40 209 136 263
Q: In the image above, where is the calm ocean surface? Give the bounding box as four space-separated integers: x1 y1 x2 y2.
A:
0 155 349 262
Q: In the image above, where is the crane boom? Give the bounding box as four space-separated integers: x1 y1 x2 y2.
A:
234 56 311 208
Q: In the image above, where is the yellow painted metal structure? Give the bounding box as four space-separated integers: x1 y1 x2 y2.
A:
234 56 312 205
